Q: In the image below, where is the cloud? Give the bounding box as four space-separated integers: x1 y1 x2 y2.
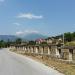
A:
13 23 20 26
16 31 24 35
16 30 39 35
17 13 43 19
0 0 4 2
25 30 39 34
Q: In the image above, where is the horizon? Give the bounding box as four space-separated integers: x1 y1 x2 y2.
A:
0 0 75 36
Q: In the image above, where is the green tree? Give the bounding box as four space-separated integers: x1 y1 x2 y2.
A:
64 32 72 42
72 32 75 40
0 40 6 48
15 38 22 44
28 41 36 45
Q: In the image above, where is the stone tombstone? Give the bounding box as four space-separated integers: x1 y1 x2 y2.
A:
43 46 48 54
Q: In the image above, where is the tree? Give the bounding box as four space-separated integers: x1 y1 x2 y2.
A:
41 42 47 44
64 32 72 42
0 40 6 48
15 38 22 44
28 41 36 45
72 32 75 40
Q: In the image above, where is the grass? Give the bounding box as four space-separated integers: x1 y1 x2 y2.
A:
65 41 75 46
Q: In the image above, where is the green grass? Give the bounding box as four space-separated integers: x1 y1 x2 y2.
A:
65 41 75 46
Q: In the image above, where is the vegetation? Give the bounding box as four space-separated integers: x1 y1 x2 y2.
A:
52 32 75 42
40 42 48 46
0 40 6 48
0 38 23 48
15 38 22 44
64 32 75 42
52 32 75 46
28 41 36 45
63 32 75 46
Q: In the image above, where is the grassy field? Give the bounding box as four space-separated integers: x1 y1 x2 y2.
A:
65 41 75 46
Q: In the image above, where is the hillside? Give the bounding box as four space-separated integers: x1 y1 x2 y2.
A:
20 33 47 41
0 35 18 41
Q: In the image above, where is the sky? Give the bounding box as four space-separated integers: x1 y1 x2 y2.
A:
0 0 75 36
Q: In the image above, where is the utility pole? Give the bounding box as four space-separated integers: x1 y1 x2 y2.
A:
63 33 64 46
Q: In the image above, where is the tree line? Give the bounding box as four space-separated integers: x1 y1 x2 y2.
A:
0 38 22 48
64 32 75 42
53 32 75 42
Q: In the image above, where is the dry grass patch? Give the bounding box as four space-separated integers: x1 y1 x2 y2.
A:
25 55 75 75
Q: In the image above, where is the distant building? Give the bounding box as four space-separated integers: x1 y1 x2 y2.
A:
35 38 45 44
45 37 53 44
56 38 63 44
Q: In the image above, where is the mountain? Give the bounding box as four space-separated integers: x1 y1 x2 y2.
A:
0 35 18 41
0 33 47 41
21 33 48 41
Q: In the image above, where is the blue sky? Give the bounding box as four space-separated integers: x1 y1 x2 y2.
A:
0 0 75 36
